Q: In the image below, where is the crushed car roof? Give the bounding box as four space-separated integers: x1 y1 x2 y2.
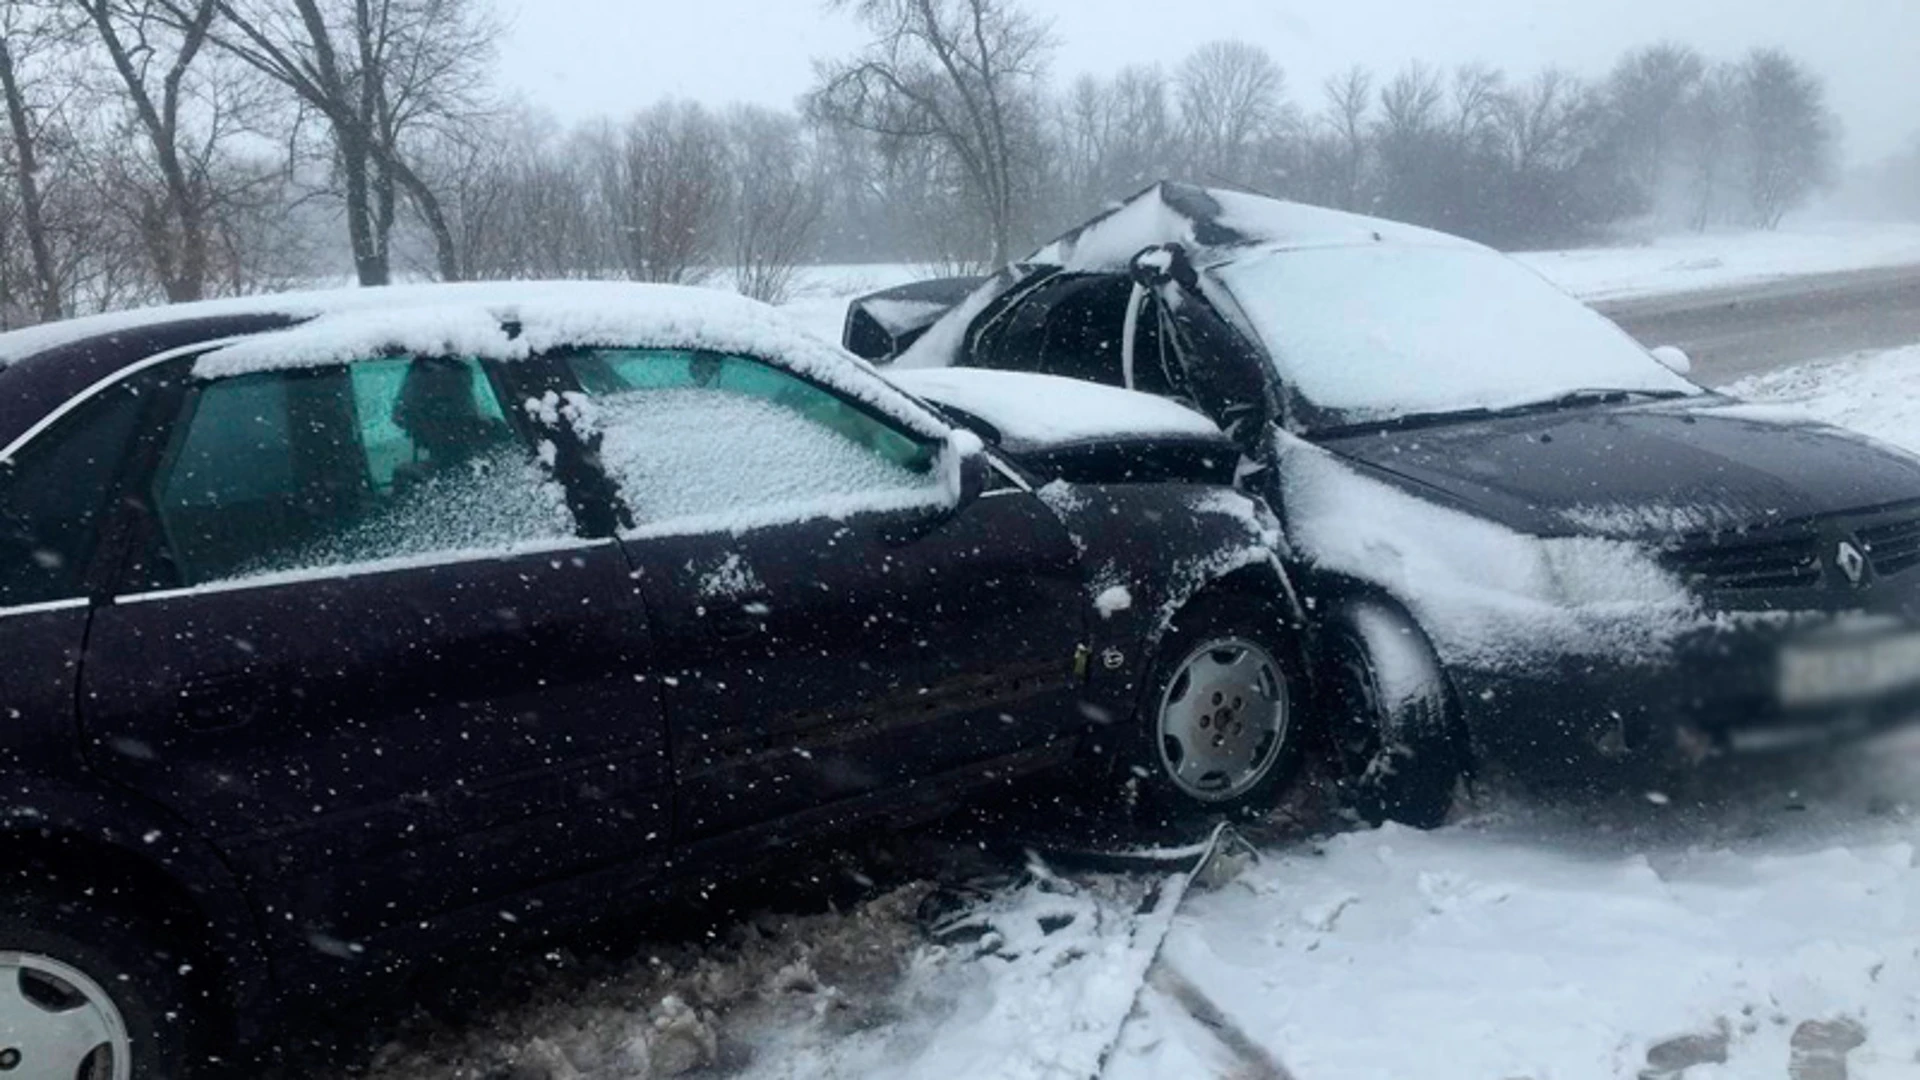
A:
1031 180 1476 274
883 181 1478 369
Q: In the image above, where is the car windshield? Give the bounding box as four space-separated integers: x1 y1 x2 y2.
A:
1212 244 1700 431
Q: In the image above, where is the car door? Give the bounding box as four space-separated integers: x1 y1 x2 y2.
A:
547 346 1088 839
0 371 155 782
77 351 669 957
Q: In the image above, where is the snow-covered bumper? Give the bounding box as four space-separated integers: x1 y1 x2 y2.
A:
1464 578 1920 770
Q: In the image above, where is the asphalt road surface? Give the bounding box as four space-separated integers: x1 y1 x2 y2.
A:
1599 262 1920 386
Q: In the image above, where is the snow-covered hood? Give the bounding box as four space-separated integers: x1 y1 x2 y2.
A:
887 368 1225 454
1321 399 1920 541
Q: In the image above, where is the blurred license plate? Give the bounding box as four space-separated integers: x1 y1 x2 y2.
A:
1778 631 1920 707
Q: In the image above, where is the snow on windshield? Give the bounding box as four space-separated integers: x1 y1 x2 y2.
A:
1214 245 1699 427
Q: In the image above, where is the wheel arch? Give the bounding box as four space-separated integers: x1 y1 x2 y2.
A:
1309 575 1476 767
0 773 272 1042
1149 563 1312 718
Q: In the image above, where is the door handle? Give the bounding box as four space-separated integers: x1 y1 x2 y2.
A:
711 600 768 643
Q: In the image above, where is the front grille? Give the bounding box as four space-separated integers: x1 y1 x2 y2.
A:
1666 534 1823 591
1862 513 1920 578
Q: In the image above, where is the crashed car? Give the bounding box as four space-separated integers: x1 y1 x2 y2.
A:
0 281 1306 1075
854 180 1920 827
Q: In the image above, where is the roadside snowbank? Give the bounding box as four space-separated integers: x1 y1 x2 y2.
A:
1726 343 1920 456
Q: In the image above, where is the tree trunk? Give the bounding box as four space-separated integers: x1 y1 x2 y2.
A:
339 133 390 285
0 36 62 322
82 0 215 302
387 151 463 281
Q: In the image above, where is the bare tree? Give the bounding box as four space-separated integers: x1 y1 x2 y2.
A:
177 0 499 285
1677 63 1742 231
1605 42 1706 215
66 0 288 302
727 105 823 304
0 6 64 321
1055 64 1174 217
1315 65 1373 210
585 101 729 284
1738 48 1835 229
1449 63 1505 149
1176 40 1289 189
1497 69 1596 175
810 0 1054 266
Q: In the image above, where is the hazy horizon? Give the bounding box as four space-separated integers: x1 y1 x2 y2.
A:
495 0 1914 169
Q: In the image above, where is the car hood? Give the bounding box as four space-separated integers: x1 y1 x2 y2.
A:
1318 399 1920 540
887 368 1226 454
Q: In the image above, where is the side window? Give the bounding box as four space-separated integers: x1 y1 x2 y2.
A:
144 357 573 588
560 349 944 531
1035 276 1131 386
0 379 149 607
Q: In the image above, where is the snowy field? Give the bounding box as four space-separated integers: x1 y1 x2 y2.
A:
774 220 1920 344
1517 220 1920 304
277 344 1920 1080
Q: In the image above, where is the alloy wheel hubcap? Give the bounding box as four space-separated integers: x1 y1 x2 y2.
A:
1156 637 1288 801
0 953 128 1080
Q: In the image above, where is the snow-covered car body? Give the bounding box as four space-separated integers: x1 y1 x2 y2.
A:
0 280 1298 1052
888 366 1240 487
866 181 1920 783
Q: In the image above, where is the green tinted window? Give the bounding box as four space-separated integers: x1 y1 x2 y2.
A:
350 357 510 490
147 357 571 587
559 348 946 529
570 349 935 474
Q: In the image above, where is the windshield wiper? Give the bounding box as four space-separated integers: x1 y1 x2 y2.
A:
1312 389 1691 438
1496 388 1692 414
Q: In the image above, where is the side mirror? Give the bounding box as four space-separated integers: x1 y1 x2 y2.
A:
955 447 990 506
1650 345 1692 376
883 445 987 548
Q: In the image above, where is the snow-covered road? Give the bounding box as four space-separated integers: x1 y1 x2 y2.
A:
278 344 1920 1080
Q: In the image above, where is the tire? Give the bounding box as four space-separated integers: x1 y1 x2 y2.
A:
1123 592 1304 825
0 887 203 1079
1322 602 1465 829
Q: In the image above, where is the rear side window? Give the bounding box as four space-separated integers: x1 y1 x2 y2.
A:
142 357 574 588
0 381 148 607
561 348 943 532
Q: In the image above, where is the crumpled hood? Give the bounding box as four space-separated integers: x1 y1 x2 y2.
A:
1319 399 1920 540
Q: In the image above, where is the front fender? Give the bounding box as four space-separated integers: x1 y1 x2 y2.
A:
1040 482 1302 726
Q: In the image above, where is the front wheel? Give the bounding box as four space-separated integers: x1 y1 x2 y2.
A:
1126 594 1304 824
1322 601 1466 829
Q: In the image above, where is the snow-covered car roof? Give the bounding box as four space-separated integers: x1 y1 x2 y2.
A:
0 280 948 441
2 280 816 369
892 181 1477 370
887 367 1225 452
1030 180 1476 274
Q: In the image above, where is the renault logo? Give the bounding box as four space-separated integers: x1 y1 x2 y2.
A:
1836 540 1868 586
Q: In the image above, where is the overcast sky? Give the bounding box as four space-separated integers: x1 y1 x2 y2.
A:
496 0 1915 167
